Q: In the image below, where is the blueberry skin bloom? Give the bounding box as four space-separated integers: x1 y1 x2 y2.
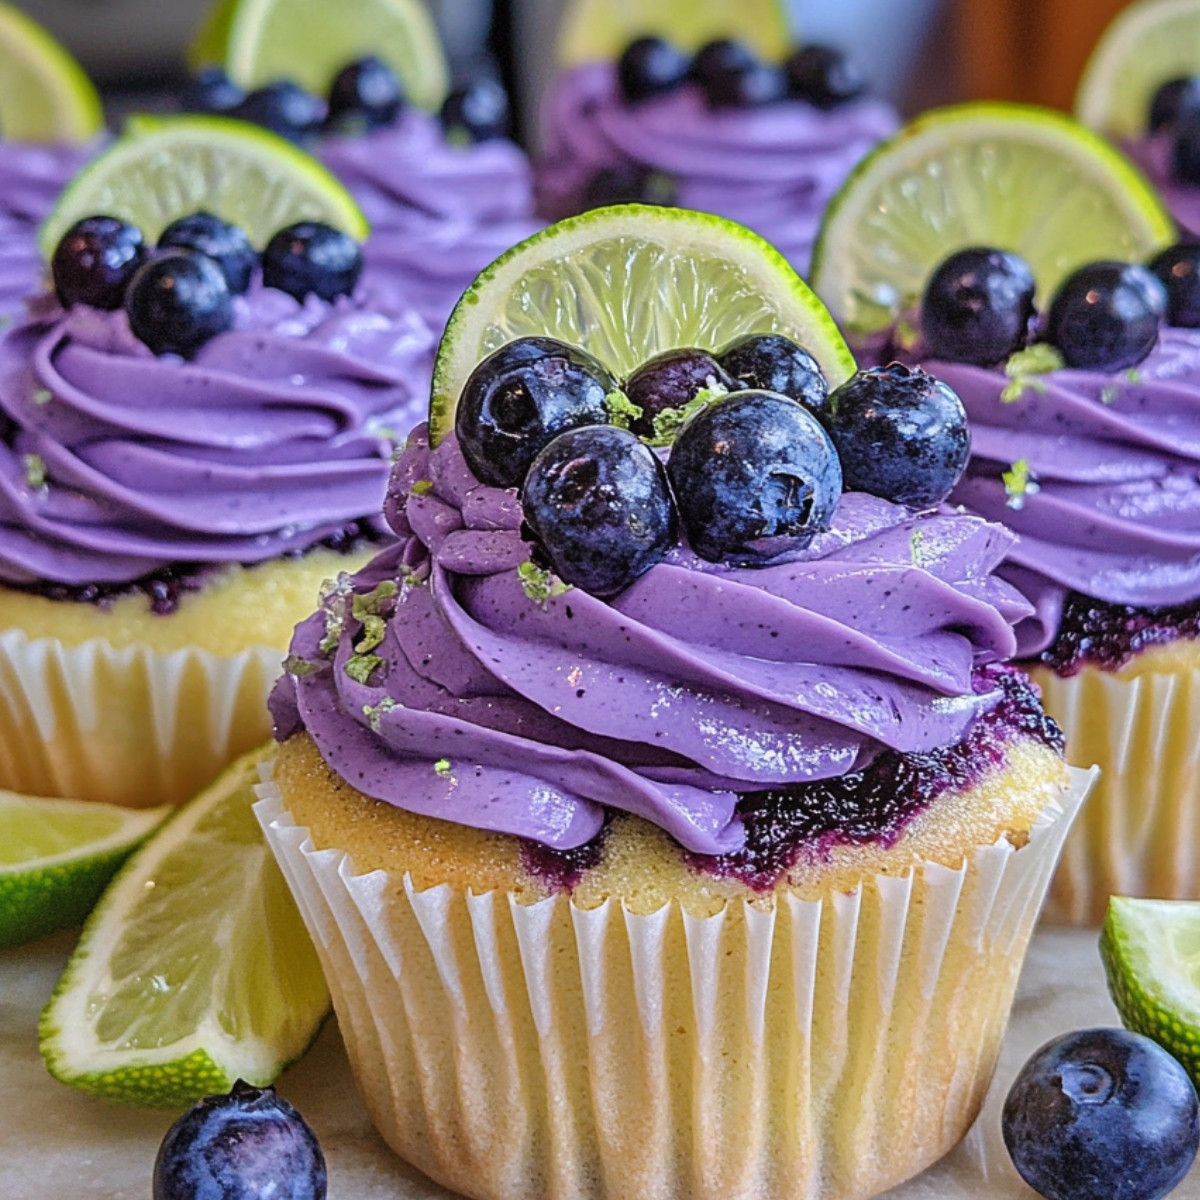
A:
456 336 617 489
1047 261 1166 371
51 215 146 310
667 389 842 565
718 332 829 422
1002 1028 1199 1200
153 1080 327 1200
262 221 363 303
159 211 257 295
1148 242 1200 328
125 251 234 358
327 56 404 131
522 424 677 596
617 36 691 105
826 364 969 509
623 347 737 440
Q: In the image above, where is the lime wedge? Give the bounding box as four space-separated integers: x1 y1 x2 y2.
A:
0 0 102 142
1101 896 1200 1084
1075 0 1200 141
205 0 449 112
39 747 330 1109
0 793 167 949
557 0 792 65
431 203 856 444
38 115 368 259
810 101 1174 336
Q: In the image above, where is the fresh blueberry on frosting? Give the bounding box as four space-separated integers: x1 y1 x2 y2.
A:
1174 107 1200 185
327 56 405 133
784 44 865 110
827 364 969 509
262 221 363 303
232 80 327 144
623 347 737 441
125 251 234 358
522 424 676 595
1046 261 1165 371
921 246 1037 367
182 66 245 115
455 336 617 488
689 39 785 110
441 77 512 143
51 215 147 311
158 211 258 295
667 389 842 564
1148 241 1200 327
1149 76 1200 134
616 36 691 105
718 332 830 421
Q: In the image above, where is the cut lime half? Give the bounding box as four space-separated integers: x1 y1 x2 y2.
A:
557 0 792 66
1075 0 1200 140
1102 895 1200 1084
431 204 856 444
39 115 368 259
0 793 167 949
0 0 102 142
810 102 1174 336
39 747 330 1108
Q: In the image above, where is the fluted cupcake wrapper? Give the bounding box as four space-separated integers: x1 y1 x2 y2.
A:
255 765 1094 1200
1032 661 1200 925
0 628 282 807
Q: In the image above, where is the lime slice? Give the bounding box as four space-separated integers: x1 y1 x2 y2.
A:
38 115 368 260
557 0 792 65
810 102 1174 336
431 203 856 444
187 0 239 74
1101 896 1200 1084
1075 0 1200 141
0 0 102 142
208 0 449 112
0 793 167 949
39 747 330 1109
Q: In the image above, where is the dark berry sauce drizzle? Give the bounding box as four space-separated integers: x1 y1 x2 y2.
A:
522 665 1062 893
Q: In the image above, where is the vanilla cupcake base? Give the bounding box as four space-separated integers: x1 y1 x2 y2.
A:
256 740 1092 1200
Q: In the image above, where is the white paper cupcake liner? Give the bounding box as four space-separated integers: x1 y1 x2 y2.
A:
0 628 282 807
255 763 1094 1200
1031 661 1200 925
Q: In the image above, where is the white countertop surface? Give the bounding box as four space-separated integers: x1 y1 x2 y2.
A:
3 926 1198 1199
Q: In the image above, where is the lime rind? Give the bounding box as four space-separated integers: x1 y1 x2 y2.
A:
432 204 856 445
38 115 368 260
187 0 239 72
810 101 1175 335
1075 0 1200 140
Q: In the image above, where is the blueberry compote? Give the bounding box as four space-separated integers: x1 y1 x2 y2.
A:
521 666 1062 893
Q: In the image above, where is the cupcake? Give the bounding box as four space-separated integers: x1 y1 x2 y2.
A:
0 126 435 808
256 204 1090 1199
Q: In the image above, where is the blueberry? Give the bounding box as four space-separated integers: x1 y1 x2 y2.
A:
182 66 244 114
1149 242 1200 327
522 424 676 595
1174 107 1200 185
51 215 147 310
921 246 1037 367
232 80 326 142
690 39 785 109
1003 1028 1199 1200
158 211 257 294
623 347 737 440
262 221 362 302
327 56 404 132
1149 76 1200 133
718 333 829 421
456 336 616 488
784 44 865 109
153 1079 327 1200
826 364 969 509
583 164 677 209
616 36 691 104
125 251 233 357
667 389 842 564
441 77 511 143
1046 261 1165 371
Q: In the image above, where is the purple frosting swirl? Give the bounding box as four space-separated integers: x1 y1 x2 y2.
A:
270 424 1032 854
535 63 897 275
0 281 434 586
319 112 541 331
1125 134 1200 237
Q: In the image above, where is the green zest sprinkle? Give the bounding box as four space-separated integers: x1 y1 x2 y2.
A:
1002 458 1039 510
518 560 570 606
345 653 384 685
352 580 399 654
283 654 320 678
410 479 433 496
1000 344 1064 403
363 697 397 733
32 388 52 406
434 758 452 777
650 379 729 445
604 388 643 431
1125 367 1142 384
318 573 355 655
1100 383 1120 405
910 527 926 567
22 453 46 490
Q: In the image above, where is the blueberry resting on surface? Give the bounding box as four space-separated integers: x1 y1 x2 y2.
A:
1149 242 1200 327
826 364 969 509
327 56 404 132
153 1079 327 1200
158 211 257 295
1002 1028 1199 1200
441 77 511 143
262 221 362 303
623 347 737 440
456 336 617 488
182 66 244 114
522 424 676 595
583 164 677 209
718 332 829 420
617 36 691 104
1149 76 1200 134
1046 261 1165 371
784 44 865 109
52 215 146 310
667 389 842 564
690 39 785 109
125 251 234 357
1173 107 1200 184
231 80 326 142
921 246 1037 366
